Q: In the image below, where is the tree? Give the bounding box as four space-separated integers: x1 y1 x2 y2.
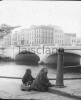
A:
0 24 20 39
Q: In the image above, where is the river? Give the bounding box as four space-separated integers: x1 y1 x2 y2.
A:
0 62 81 79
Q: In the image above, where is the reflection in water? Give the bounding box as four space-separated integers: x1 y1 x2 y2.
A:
0 62 80 79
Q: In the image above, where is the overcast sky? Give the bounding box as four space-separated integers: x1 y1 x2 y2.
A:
0 1 81 37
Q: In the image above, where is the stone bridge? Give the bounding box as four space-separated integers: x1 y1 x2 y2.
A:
0 45 81 66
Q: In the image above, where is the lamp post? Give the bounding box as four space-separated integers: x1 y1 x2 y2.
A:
55 48 64 87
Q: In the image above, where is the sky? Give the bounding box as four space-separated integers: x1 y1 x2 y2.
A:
0 1 81 37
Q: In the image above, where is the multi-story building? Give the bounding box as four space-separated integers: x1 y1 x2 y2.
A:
3 34 11 47
11 31 18 46
12 29 31 46
12 25 54 46
30 25 54 45
29 25 64 46
11 25 77 48
76 37 81 46
53 25 64 46
64 33 76 46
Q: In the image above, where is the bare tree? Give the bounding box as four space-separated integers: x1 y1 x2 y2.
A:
0 24 20 39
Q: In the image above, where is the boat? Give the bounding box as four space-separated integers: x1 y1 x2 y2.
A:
15 50 40 65
40 52 81 67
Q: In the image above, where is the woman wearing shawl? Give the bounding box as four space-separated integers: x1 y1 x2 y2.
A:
21 69 34 91
29 68 52 92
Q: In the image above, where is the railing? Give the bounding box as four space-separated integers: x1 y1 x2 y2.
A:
0 76 81 80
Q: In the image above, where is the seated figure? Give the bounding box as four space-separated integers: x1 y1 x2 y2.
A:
21 68 34 91
29 68 52 92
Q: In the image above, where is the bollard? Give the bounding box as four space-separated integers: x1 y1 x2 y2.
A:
55 48 64 88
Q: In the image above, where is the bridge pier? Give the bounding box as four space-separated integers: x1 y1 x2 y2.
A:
55 48 64 87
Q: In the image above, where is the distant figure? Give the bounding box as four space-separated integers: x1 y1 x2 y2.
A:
21 69 34 91
29 68 52 92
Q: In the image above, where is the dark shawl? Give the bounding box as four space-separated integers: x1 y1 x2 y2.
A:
22 69 34 85
30 68 52 92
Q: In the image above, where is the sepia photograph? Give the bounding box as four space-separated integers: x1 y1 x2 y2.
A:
0 0 81 99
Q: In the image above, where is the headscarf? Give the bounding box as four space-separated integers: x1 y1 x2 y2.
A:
26 69 31 75
30 68 51 90
22 68 34 84
36 68 48 80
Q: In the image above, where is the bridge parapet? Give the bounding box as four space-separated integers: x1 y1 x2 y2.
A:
0 45 81 60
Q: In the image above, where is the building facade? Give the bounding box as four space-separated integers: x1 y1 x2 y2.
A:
11 25 77 48
76 37 81 46
30 25 54 45
2 34 11 47
12 25 54 46
53 25 64 46
64 33 76 46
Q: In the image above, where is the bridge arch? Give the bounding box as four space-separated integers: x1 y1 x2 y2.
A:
40 50 81 67
15 50 40 65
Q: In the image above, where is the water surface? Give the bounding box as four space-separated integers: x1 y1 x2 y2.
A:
0 62 80 79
